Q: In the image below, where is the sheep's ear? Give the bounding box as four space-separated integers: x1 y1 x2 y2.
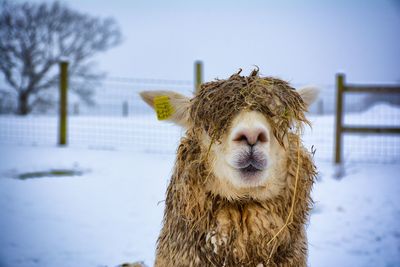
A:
139 90 190 127
297 86 320 108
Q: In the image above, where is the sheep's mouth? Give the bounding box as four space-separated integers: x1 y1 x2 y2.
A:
231 150 267 180
235 152 267 174
239 164 262 174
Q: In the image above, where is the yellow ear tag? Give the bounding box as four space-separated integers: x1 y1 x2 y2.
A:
153 95 174 120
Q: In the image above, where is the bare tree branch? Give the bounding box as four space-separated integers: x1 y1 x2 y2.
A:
0 0 122 114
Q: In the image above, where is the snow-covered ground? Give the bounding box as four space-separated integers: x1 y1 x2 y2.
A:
0 145 399 267
0 103 399 266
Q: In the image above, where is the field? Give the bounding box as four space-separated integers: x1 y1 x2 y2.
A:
0 103 399 267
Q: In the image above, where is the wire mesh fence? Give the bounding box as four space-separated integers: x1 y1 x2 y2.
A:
66 77 194 152
0 76 399 163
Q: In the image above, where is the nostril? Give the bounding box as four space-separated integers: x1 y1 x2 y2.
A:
233 134 248 143
233 129 268 145
257 131 268 143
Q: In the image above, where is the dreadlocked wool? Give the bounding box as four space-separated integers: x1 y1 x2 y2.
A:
190 69 310 146
154 69 317 267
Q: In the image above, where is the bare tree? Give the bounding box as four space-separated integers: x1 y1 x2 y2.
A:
0 0 122 115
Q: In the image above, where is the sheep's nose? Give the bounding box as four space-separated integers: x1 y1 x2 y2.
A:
232 128 268 146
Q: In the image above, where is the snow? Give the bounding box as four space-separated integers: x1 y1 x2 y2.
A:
0 145 171 267
0 146 399 266
0 103 399 266
308 163 400 267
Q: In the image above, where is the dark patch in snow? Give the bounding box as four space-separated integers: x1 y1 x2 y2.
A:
118 262 148 267
311 203 323 214
332 163 359 180
347 248 370 255
333 164 346 179
15 169 87 180
336 206 345 212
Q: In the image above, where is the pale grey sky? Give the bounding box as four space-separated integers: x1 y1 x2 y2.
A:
27 0 400 85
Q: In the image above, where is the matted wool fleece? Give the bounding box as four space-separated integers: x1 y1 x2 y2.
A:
190 68 310 145
154 69 317 267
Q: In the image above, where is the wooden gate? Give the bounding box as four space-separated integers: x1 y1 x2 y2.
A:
334 74 400 163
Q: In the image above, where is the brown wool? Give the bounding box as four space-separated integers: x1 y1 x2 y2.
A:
190 68 310 146
154 70 317 267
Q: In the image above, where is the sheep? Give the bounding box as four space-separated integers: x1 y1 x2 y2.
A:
139 69 318 267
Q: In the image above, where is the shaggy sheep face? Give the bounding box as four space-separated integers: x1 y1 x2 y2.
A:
207 110 287 190
140 73 318 201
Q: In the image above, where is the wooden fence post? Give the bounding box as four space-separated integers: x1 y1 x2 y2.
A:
123 101 128 117
73 103 79 115
59 61 68 146
334 73 344 164
195 60 203 93
317 99 324 115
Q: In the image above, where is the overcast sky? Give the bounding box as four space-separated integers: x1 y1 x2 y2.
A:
27 0 400 85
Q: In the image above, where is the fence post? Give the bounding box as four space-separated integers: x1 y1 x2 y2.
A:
334 73 344 164
123 101 128 117
317 99 324 115
195 60 203 93
73 103 79 115
59 61 68 146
